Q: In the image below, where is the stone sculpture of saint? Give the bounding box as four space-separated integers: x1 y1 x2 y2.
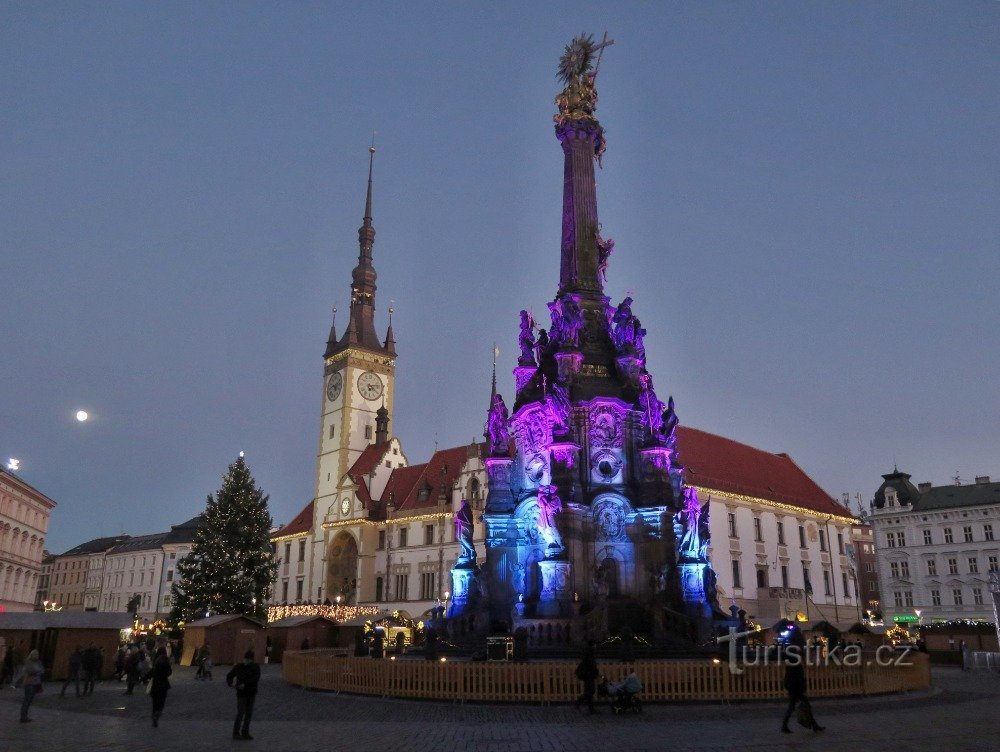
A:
611 296 634 352
677 488 702 559
535 328 550 363
547 382 572 435
485 393 510 456
561 297 584 349
455 499 476 565
536 484 563 552
595 233 614 285
638 374 665 442
518 310 536 365
661 396 679 445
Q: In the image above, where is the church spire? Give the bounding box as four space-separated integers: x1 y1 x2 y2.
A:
328 145 388 356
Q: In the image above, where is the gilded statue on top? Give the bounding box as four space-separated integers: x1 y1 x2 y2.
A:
554 33 614 162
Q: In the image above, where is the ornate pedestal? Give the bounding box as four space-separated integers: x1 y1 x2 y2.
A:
514 365 537 395
536 559 572 618
448 565 476 618
484 457 515 513
679 560 712 640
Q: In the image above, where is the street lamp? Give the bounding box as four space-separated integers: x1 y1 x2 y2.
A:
335 595 341 606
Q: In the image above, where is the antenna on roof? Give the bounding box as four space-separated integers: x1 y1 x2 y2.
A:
954 470 962 486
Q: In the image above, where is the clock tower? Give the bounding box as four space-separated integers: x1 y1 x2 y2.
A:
308 146 397 601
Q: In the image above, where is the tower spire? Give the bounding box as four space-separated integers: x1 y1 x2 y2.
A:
328 144 388 356
490 344 499 400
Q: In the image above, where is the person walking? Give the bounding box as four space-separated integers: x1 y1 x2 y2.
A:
61 645 83 698
226 650 261 740
574 641 600 714
125 647 146 695
1 643 20 687
14 649 45 723
200 644 213 680
146 647 172 728
781 626 824 734
81 642 101 696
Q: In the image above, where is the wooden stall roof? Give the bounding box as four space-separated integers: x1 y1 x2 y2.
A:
0 612 133 630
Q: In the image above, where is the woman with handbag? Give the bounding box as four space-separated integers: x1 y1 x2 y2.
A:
14 649 45 723
781 625 824 734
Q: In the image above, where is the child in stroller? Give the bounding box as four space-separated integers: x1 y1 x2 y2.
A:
598 671 643 714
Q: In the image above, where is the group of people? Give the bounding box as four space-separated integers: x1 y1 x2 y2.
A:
4 639 262 738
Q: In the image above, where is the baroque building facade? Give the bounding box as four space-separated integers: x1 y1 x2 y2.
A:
871 469 1000 624
0 467 56 612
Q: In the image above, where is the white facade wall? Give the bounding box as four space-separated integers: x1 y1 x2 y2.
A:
100 547 166 620
704 489 858 626
158 543 192 615
871 491 999 623
0 471 54 612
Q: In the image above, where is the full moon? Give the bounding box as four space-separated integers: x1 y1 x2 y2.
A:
76 410 89 422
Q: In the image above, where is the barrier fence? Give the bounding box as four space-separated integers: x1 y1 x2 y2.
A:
282 650 931 703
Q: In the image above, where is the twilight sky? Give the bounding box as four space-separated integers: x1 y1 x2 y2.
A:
2 3 998 554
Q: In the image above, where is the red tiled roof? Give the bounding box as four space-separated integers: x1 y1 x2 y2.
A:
355 477 373 507
378 463 426 512
347 442 391 483
677 426 850 518
383 443 484 512
273 500 314 539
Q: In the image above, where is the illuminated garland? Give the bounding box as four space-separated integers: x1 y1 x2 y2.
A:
267 603 382 623
689 485 856 525
322 510 455 530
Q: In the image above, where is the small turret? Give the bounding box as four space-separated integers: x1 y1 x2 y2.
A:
374 402 389 445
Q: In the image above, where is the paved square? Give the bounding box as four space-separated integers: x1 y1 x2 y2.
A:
0 665 995 751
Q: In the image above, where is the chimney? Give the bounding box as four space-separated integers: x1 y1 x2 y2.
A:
918 482 932 492
975 475 991 485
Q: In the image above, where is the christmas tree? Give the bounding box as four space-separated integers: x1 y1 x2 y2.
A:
170 454 277 624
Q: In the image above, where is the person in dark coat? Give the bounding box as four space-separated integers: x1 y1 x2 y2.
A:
781 626 824 733
575 641 600 714
147 648 172 727
61 645 83 698
81 643 101 696
226 650 261 740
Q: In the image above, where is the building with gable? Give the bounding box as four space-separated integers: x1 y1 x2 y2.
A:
871 470 1000 624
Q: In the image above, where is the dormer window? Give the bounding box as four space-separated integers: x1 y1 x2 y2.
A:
886 488 897 507
417 484 431 502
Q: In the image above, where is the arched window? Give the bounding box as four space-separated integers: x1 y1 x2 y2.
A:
756 568 767 589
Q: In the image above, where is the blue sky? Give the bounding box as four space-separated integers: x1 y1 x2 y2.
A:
2 2 998 553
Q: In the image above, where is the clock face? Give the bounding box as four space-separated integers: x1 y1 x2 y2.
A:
341 498 350 515
357 371 383 401
326 372 343 402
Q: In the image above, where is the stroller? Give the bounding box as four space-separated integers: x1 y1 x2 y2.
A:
599 671 643 714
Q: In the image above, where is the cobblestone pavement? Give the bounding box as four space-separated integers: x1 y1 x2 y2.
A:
0 665 996 752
